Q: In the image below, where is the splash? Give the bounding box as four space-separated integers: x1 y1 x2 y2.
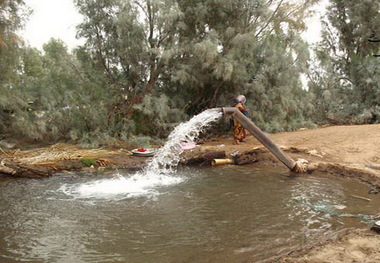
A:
59 173 183 200
60 109 222 199
146 108 222 174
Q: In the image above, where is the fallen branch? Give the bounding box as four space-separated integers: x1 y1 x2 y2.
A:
0 159 52 178
350 195 372 202
0 160 16 175
0 147 9 157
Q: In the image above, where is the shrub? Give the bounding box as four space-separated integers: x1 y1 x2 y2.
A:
128 136 152 148
80 158 97 166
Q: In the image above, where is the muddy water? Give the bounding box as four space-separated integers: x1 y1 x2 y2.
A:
0 166 379 263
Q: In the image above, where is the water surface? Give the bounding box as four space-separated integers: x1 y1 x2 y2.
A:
0 166 379 263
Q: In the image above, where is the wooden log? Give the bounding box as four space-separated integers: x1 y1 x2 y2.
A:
0 164 16 175
0 159 52 178
235 150 259 165
202 151 226 161
184 151 226 166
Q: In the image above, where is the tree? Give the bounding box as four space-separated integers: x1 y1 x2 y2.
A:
75 0 320 136
0 0 27 81
73 0 192 138
171 0 318 131
75 0 183 114
6 39 113 144
1 0 323 144
310 0 380 124
0 0 29 134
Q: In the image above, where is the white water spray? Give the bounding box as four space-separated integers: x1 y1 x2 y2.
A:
146 108 223 174
59 173 182 200
61 109 222 199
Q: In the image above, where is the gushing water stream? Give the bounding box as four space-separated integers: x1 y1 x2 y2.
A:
146 108 222 174
61 109 222 199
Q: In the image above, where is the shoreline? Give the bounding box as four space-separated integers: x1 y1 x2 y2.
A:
1 124 380 262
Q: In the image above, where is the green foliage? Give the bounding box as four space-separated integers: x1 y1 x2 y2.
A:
0 0 29 133
309 0 380 125
128 136 152 148
80 158 97 167
73 0 320 133
1 0 329 145
0 0 28 76
74 0 184 118
133 94 187 137
2 39 120 144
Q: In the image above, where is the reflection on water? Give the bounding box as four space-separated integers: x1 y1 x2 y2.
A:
0 166 379 263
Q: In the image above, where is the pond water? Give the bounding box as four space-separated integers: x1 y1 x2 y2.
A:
0 166 379 263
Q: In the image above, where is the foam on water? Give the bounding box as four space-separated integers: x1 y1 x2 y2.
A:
60 109 222 199
59 172 184 200
146 108 222 174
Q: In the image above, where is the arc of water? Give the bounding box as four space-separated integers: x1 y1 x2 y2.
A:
145 109 222 174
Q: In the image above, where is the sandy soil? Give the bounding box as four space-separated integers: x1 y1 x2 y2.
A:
278 228 380 263
201 123 380 165
1 124 380 262
270 124 380 165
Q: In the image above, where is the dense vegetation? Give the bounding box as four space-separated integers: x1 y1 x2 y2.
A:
0 0 379 147
309 0 380 124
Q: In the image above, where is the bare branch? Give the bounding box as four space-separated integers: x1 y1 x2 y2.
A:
255 0 284 38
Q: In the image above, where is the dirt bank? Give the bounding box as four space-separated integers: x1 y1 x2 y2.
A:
277 228 380 263
1 124 380 262
1 124 380 180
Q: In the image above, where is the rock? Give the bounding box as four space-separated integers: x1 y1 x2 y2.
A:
234 150 259 165
0 139 18 149
370 221 380 234
368 189 380 194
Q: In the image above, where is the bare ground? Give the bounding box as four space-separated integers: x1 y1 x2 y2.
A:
1 124 380 262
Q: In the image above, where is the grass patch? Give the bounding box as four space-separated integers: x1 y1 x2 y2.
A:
80 158 97 167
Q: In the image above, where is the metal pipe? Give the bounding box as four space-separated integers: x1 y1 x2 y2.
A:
220 107 297 171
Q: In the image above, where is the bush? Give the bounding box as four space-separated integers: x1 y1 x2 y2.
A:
128 136 152 148
80 158 97 166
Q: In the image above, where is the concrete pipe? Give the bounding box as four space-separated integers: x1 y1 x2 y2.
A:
219 107 306 172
